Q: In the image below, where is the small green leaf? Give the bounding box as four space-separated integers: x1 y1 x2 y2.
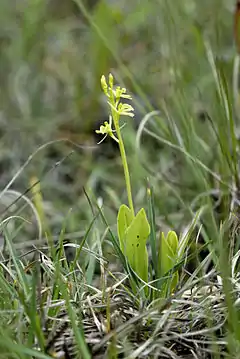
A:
117 204 133 253
159 231 178 275
117 206 150 285
158 231 179 294
166 231 178 258
124 208 150 282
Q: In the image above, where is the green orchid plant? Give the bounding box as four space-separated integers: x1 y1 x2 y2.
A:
96 74 182 297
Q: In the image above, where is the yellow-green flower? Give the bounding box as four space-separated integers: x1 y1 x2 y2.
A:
95 116 119 143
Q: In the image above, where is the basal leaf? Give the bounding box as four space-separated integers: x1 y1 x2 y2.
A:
125 208 150 282
166 231 178 257
117 204 133 253
159 231 179 276
158 231 179 294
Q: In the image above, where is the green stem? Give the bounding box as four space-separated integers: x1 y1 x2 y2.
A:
111 109 135 217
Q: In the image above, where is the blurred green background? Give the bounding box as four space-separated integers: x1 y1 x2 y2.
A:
0 0 237 252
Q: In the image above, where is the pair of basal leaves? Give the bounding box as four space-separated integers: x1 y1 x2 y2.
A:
117 204 179 292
